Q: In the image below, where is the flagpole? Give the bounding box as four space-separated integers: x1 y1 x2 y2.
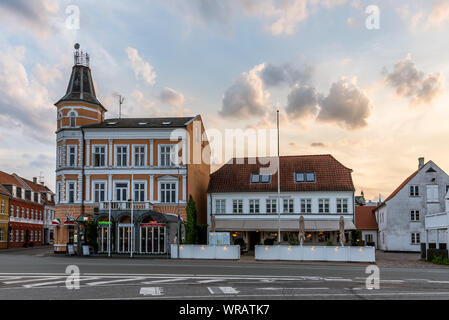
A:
131 173 134 258
277 110 281 245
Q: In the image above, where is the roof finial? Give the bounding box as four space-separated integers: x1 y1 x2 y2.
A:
74 43 89 67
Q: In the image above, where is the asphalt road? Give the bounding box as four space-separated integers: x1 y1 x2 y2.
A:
0 247 448 300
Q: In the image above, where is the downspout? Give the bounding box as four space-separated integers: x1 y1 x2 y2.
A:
79 128 85 255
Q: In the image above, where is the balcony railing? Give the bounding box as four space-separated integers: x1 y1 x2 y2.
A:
99 202 153 211
425 212 449 230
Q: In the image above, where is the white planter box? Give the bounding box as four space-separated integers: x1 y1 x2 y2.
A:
255 245 375 262
171 245 240 260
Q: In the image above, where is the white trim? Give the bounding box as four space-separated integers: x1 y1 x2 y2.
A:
114 144 129 168
132 144 147 167
113 180 130 201
158 179 179 204
66 145 78 167
91 144 108 168
91 179 108 203
132 179 148 202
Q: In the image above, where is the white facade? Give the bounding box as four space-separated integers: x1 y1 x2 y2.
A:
375 159 449 252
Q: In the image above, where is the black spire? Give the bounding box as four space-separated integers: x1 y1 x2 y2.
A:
55 44 106 111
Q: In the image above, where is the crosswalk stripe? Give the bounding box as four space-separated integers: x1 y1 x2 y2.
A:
142 277 188 284
4 277 65 284
207 286 239 294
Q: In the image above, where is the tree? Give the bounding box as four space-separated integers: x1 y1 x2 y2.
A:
185 195 198 244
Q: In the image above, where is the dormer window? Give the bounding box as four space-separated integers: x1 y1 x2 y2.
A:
295 172 316 183
250 173 272 184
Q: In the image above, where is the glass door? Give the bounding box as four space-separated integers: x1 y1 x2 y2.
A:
99 227 109 253
118 226 131 253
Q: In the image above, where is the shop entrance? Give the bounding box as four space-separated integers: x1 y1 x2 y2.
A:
117 216 133 253
249 231 260 251
140 223 166 254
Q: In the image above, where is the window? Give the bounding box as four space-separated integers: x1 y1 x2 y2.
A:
134 146 146 167
160 183 176 203
0 200 4 214
0 229 4 242
295 172 316 183
31 209 34 220
9 229 13 242
446 185 449 194
33 193 38 202
94 183 106 202
426 185 439 203
250 174 272 184
93 146 106 167
115 183 128 201
26 208 29 219
134 183 145 202
68 146 76 167
10 205 14 216
233 200 243 214
364 234 373 243
337 199 348 213
69 112 76 127
411 232 420 244
30 231 33 242
68 182 75 203
410 185 419 197
283 199 294 213
301 199 312 213
21 208 24 218
319 199 330 213
21 230 24 242
116 146 128 167
16 230 19 242
16 187 22 198
249 199 260 213
58 146 63 167
160 145 174 167
266 199 277 213
410 210 420 221
216 200 226 214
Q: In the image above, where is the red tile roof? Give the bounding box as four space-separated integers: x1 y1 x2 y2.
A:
207 155 355 193
355 206 378 230
0 171 25 187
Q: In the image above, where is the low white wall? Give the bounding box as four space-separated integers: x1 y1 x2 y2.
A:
255 245 375 262
171 245 240 260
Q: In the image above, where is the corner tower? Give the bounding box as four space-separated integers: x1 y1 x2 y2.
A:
55 44 107 131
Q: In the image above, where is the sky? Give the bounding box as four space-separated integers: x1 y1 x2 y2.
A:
1 0 449 201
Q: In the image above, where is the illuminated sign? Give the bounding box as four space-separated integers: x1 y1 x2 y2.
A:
141 223 165 228
98 221 112 225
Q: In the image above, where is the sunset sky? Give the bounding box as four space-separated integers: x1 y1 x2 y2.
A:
1 0 449 200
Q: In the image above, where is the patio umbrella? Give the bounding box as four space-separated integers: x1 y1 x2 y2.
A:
298 216 305 246
51 218 61 225
339 216 346 247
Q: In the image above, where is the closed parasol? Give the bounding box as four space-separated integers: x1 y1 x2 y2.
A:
211 215 216 233
339 216 346 247
298 216 305 246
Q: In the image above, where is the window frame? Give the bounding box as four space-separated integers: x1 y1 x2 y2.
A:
115 145 129 167
300 199 312 213
159 181 178 204
67 145 77 167
133 145 147 167
93 181 107 203
92 145 107 168
232 199 243 214
410 210 420 222
215 199 226 214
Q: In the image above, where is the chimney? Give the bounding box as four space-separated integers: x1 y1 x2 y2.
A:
33 177 37 184
418 157 425 170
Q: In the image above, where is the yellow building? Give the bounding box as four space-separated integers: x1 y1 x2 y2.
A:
0 184 11 249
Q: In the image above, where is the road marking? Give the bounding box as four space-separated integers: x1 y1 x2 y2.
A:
140 287 164 296
87 277 145 286
4 276 65 285
427 280 449 284
324 278 352 282
23 277 101 288
197 279 223 284
208 286 239 294
257 287 329 291
142 277 188 284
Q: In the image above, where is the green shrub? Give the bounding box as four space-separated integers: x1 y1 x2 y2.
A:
431 255 449 265
287 234 299 245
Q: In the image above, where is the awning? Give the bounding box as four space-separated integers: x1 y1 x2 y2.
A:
51 219 61 225
64 217 76 225
215 219 356 232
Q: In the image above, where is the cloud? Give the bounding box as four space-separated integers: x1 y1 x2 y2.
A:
317 78 373 130
285 85 318 120
428 0 449 27
164 0 347 35
260 63 312 87
219 64 271 118
0 46 57 143
0 0 59 38
126 47 157 85
384 55 445 105
310 142 327 148
160 87 185 107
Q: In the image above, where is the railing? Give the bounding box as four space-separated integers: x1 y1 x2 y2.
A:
99 202 153 211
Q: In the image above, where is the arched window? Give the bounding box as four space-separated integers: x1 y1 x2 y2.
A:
69 111 76 127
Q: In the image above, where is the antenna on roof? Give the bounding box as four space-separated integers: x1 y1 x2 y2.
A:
113 94 125 119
